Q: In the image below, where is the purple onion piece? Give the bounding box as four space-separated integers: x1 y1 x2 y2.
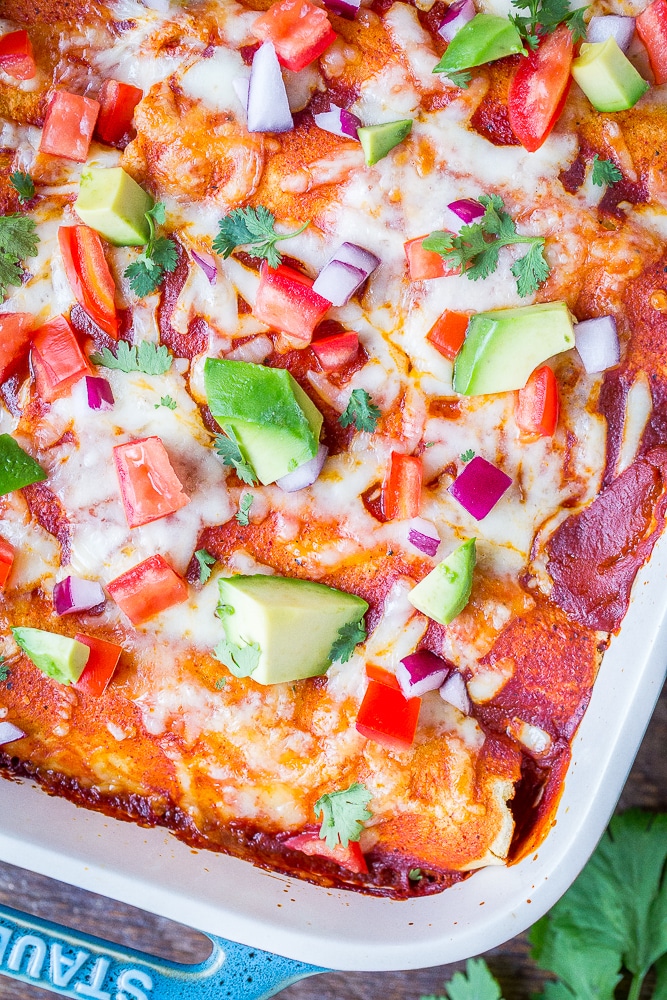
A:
53 576 106 616
86 376 114 411
312 259 366 306
0 721 25 746
276 444 328 492
191 250 218 285
247 42 293 134
330 241 380 277
439 0 475 42
447 198 485 224
586 15 636 52
574 316 620 374
232 75 250 110
323 0 361 18
448 456 512 520
313 106 362 139
439 671 470 714
397 650 451 699
407 517 440 556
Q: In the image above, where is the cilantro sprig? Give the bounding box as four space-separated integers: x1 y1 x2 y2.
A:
235 493 254 526
124 203 178 297
591 155 623 187
0 214 39 299
460 449 475 463
212 206 310 268
0 658 9 683
10 171 35 205
339 389 381 434
213 636 261 678
510 0 588 50
329 619 367 664
155 394 177 410
314 782 372 849
90 340 173 375
195 549 216 584
422 195 550 298
213 430 258 486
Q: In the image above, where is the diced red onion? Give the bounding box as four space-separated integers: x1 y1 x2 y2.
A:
574 315 620 374
232 75 250 109
330 242 380 278
448 456 512 520
397 649 451 698
86 376 114 411
53 576 106 616
312 259 366 306
447 198 485 224
247 42 293 134
439 0 475 42
191 250 218 285
0 721 25 746
407 517 440 556
586 15 635 52
323 0 361 18
313 106 362 139
276 444 328 492
439 671 470 715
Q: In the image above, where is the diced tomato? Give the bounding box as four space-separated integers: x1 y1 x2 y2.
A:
31 315 92 402
637 0 667 85
404 236 458 281
113 436 190 528
73 634 122 697
0 312 34 381
107 554 189 626
356 679 421 752
95 79 143 146
252 0 337 72
0 30 36 80
59 226 118 339
427 310 470 361
0 536 14 590
311 332 359 371
515 364 559 438
508 25 573 153
254 262 331 344
382 452 422 521
39 90 100 163
285 832 368 874
365 663 401 691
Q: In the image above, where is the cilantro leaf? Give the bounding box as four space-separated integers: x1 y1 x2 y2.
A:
124 202 177 298
510 0 588 45
235 493 254 526
511 239 550 298
314 782 372 849
329 618 367 663
339 389 381 433
10 171 35 204
213 206 310 268
460 449 475 462
445 69 472 88
155 394 177 410
195 548 216 584
90 340 173 375
213 430 258 485
408 868 423 881
215 677 227 690
591 154 623 187
213 636 261 678
0 215 40 299
0 659 9 683
442 959 504 1000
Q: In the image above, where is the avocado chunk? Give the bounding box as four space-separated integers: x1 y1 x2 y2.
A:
357 120 413 166
204 358 323 485
571 39 649 113
433 14 524 75
74 167 154 246
0 434 47 496
216 574 369 685
12 627 90 685
453 301 574 396
407 538 476 625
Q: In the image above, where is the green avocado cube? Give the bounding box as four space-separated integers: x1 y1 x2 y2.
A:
12 627 90 685
571 39 649 113
407 538 476 625
453 301 574 396
0 434 47 496
74 167 153 246
216 574 368 685
433 14 524 74
357 120 413 166
204 358 323 485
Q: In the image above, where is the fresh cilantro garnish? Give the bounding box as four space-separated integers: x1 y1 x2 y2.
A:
510 0 588 49
314 782 372 849
445 69 471 89
213 636 261 678
212 206 309 268
235 493 254 526
0 214 39 299
0 659 9 683
339 389 381 433
124 202 178 297
460 449 475 463
408 868 423 882
213 430 258 485
591 154 623 187
422 194 550 298
155 394 177 410
421 958 503 1000
195 548 216 584
329 618 367 663
10 171 35 205
90 340 173 375
215 677 227 689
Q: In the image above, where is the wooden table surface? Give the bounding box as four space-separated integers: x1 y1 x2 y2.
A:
0 683 665 1000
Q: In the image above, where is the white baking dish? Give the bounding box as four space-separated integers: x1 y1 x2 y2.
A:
0 530 666 982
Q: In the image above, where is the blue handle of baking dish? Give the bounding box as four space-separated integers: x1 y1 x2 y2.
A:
0 902 325 999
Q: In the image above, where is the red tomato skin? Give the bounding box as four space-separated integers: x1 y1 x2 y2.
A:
252 0 337 72
637 0 667 84
404 236 459 281
516 364 559 437
427 310 470 361
254 262 331 343
0 312 34 381
107 554 189 626
311 332 359 371
508 25 573 153
382 452 422 521
0 30 36 80
356 679 421 751
31 315 92 402
95 79 143 146
0 536 14 590
73 634 122 697
58 226 118 339
39 91 100 162
113 436 190 528
285 832 369 874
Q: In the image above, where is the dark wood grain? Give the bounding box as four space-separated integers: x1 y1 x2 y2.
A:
0 684 664 1000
